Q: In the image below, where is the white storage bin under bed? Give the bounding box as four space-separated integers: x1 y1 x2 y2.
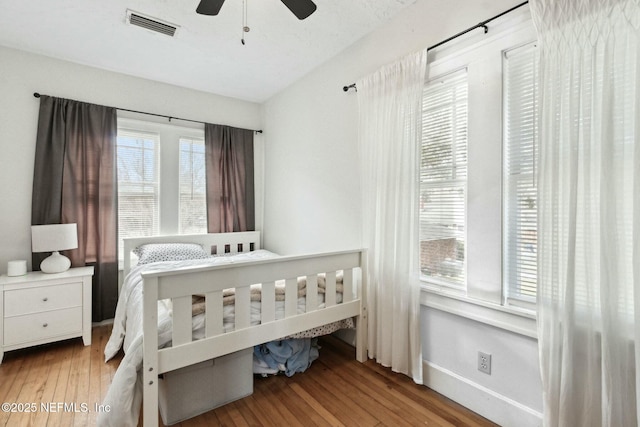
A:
158 348 253 425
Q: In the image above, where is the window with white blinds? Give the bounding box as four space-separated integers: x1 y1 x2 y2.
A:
179 137 207 234
503 42 538 303
116 129 160 256
420 69 468 288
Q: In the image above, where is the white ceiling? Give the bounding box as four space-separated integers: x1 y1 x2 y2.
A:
0 0 415 103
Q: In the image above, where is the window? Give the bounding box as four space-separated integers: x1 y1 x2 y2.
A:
116 129 160 255
115 118 213 265
419 8 539 318
179 137 207 234
420 70 468 288
503 42 538 304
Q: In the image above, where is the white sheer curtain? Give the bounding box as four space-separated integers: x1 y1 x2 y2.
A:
530 0 640 425
357 50 426 384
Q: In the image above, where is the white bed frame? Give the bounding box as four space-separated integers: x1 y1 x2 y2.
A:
123 232 368 427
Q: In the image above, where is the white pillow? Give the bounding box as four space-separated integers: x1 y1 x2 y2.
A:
133 243 210 265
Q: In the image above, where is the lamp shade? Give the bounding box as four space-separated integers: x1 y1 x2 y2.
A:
31 223 78 253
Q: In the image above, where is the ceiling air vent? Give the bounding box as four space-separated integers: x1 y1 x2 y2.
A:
126 10 179 37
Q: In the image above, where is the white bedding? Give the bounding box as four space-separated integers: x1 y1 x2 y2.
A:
98 250 349 427
98 250 278 427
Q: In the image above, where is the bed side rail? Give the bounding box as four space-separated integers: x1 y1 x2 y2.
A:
143 249 365 364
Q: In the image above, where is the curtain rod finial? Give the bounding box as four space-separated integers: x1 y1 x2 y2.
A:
34 92 41 98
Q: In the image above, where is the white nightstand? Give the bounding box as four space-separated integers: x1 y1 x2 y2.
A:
0 266 93 363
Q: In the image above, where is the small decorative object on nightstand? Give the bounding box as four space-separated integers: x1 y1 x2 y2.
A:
31 223 78 274
0 266 93 363
6 260 27 277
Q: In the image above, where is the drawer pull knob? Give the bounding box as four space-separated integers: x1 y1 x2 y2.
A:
43 297 48 302
43 323 48 328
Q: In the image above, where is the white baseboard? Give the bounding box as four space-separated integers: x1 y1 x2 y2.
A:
423 360 542 427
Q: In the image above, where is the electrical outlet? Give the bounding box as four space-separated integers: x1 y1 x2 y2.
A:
478 351 492 375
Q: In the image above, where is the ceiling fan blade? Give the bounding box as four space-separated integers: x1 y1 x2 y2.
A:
196 0 225 16
280 0 317 20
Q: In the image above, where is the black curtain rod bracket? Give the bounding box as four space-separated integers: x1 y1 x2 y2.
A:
343 83 357 92
342 1 528 92
33 92 263 134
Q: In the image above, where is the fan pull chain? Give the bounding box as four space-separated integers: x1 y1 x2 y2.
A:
241 0 250 45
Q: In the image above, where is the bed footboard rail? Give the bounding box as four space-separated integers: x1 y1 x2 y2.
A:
142 249 367 427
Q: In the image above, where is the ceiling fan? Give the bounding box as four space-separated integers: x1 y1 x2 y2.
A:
196 0 317 20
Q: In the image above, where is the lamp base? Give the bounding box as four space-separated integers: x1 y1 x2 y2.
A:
40 251 71 274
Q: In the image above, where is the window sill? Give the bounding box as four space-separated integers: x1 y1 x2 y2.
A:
420 282 538 339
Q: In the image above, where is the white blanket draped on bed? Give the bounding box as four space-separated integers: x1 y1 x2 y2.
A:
98 250 351 427
98 250 277 427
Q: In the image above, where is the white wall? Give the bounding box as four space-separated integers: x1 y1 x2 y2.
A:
261 0 525 255
422 307 542 426
0 45 261 274
261 0 542 425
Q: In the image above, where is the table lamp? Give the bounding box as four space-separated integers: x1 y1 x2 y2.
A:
31 223 78 273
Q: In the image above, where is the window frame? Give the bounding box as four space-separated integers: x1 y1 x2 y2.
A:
419 68 469 290
116 116 206 263
116 128 161 258
502 41 539 310
178 136 207 235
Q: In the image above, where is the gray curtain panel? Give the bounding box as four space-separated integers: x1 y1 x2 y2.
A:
204 124 255 233
31 95 118 322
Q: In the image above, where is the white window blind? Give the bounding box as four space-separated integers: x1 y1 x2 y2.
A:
116 129 160 256
179 137 207 234
420 69 468 288
503 42 538 303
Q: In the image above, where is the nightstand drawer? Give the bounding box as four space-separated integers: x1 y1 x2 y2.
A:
4 307 83 346
4 282 82 317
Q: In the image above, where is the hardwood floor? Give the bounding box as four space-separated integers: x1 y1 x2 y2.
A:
0 325 498 426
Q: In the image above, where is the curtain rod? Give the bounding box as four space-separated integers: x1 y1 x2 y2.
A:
342 0 529 92
33 92 263 134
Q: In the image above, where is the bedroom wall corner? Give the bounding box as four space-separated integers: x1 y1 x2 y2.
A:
261 77 361 256
260 0 524 257
260 0 541 424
